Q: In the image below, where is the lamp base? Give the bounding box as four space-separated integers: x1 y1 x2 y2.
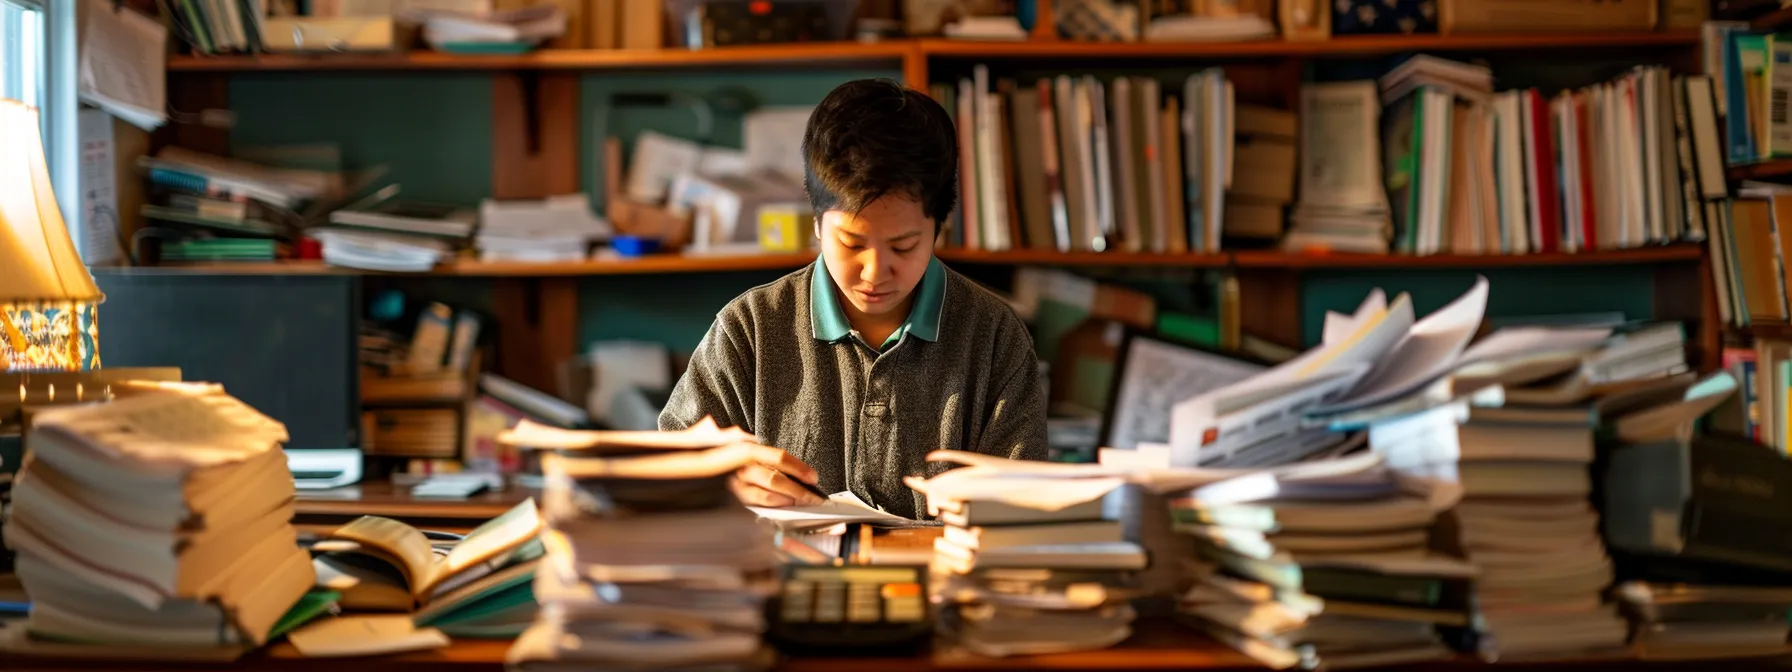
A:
0 301 98 372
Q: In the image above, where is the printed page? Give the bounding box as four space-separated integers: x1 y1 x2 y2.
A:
749 491 920 527
287 616 449 658
543 444 754 480
499 416 754 451
324 516 435 595
432 498 543 592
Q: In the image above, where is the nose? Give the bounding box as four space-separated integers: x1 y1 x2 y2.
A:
861 248 892 286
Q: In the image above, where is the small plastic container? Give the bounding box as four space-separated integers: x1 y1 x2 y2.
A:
610 235 665 257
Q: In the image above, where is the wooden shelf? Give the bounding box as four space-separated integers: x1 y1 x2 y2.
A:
937 249 1231 267
165 41 916 72
1730 159 1792 181
1232 245 1705 269
1753 6 1792 31
166 31 1698 73
108 252 818 276
109 246 1702 276
916 31 1699 60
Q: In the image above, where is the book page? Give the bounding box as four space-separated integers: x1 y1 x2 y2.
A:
428 499 542 594
324 517 434 595
749 491 921 527
1107 338 1266 451
499 416 754 451
544 444 754 481
286 616 448 658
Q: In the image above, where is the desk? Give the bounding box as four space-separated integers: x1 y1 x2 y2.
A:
294 482 534 528
3 620 1788 672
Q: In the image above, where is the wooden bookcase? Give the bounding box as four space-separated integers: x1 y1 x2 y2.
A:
157 31 1719 391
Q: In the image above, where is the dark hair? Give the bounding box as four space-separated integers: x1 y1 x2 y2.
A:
801 78 958 229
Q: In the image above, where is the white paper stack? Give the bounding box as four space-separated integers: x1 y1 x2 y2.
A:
906 452 1145 657
477 193 611 263
500 419 778 672
1367 399 1628 661
0 383 315 657
1169 452 1472 669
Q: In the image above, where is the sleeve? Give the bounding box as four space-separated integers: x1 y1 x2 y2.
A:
973 317 1050 462
658 305 756 433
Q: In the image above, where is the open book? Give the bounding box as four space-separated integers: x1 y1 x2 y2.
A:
311 498 542 613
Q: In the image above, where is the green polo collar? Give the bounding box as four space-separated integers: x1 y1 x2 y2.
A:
810 256 947 348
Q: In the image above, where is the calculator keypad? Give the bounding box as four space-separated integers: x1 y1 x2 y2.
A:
779 576 927 626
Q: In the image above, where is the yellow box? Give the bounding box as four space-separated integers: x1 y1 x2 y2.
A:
757 204 813 253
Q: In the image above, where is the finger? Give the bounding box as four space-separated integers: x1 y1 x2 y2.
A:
730 475 796 507
738 464 824 505
739 443 819 485
773 451 820 485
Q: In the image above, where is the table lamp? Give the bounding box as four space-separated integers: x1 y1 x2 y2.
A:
0 98 101 372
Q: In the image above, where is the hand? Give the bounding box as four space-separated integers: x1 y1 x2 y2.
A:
730 443 825 507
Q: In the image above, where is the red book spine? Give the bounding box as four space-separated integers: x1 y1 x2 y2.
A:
1575 92 1598 250
1529 90 1563 254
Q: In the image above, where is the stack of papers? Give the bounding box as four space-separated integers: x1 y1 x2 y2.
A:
309 228 453 273
502 418 777 671
0 383 316 658
905 452 1145 657
1171 452 1473 669
1618 582 1792 661
477 193 610 262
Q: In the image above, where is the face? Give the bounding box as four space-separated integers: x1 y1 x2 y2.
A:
818 195 936 322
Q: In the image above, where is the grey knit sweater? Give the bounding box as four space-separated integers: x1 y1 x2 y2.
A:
659 260 1049 519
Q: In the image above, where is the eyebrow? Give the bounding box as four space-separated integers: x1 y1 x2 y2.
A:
838 230 923 243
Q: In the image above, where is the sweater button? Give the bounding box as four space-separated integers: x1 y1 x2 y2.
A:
863 402 887 417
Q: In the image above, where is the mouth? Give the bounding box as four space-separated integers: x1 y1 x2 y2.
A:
854 289 894 304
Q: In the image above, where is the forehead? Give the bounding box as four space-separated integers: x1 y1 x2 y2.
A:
827 196 929 238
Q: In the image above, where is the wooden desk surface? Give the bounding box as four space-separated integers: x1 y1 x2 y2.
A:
4 620 1790 672
293 482 534 524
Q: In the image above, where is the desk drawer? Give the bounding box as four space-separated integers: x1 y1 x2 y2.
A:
362 408 460 458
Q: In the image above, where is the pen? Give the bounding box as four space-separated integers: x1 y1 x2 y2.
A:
794 476 828 503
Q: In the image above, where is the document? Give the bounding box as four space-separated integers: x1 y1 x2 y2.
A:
77 0 166 131
749 491 920 528
286 616 449 658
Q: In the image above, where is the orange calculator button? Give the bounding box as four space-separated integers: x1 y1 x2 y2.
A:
881 583 922 599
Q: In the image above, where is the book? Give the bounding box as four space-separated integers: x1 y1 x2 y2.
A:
311 498 543 609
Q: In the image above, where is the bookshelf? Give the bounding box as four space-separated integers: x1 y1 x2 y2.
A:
153 28 1720 391
164 32 1700 73
140 247 1703 276
1729 159 1792 182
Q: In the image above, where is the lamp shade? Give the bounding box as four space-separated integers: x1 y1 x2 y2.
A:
0 98 101 305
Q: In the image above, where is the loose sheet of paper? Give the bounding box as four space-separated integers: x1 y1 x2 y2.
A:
749 491 918 527
77 0 166 130
1107 338 1266 451
287 616 449 658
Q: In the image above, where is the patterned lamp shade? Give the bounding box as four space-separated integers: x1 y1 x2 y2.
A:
0 99 102 371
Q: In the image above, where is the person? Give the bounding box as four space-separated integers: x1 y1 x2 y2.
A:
658 78 1048 519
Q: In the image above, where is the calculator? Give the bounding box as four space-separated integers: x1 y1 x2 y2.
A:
767 565 934 654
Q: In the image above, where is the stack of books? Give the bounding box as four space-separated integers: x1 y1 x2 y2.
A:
1369 400 1627 659
1171 453 1474 669
909 453 1147 657
0 383 318 654
503 419 778 671
932 67 1240 254
1617 582 1792 661
1357 322 1689 659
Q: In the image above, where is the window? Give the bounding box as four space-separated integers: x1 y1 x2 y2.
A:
0 0 44 108
3 0 82 260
